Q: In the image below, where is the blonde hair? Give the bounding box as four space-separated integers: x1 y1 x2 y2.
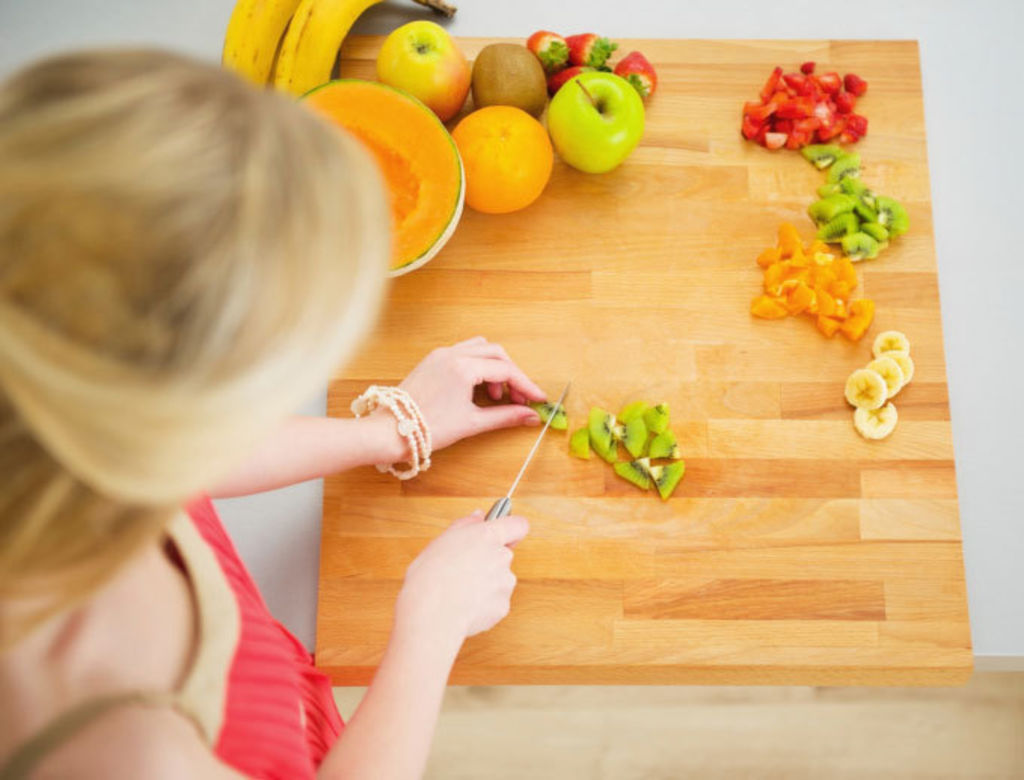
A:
0 50 390 643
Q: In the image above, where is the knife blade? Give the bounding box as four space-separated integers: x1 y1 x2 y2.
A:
484 380 571 522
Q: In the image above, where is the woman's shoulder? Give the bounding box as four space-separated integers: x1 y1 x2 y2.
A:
30 703 244 780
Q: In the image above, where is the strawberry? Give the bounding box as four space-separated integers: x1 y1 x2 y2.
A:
773 118 794 135
839 129 861 144
784 72 818 97
776 98 814 119
785 130 810 149
846 113 869 136
816 72 842 95
565 34 618 68
800 61 816 75
844 73 868 96
813 100 836 129
816 116 846 141
834 90 857 114
741 114 762 140
765 132 788 150
614 51 658 98
526 30 570 74
546 65 594 96
743 101 776 123
760 66 783 102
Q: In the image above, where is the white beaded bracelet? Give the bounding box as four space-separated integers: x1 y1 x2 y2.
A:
350 385 432 480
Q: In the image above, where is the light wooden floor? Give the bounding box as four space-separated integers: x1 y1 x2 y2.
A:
334 673 1024 778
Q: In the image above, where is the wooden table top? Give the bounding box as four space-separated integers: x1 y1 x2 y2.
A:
316 37 971 686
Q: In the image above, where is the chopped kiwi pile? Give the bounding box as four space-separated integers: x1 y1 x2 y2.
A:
801 146 909 262
570 402 686 501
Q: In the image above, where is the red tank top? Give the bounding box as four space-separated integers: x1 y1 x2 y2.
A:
184 496 343 778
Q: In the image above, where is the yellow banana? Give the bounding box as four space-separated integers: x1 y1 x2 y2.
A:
222 0 305 85
272 0 383 96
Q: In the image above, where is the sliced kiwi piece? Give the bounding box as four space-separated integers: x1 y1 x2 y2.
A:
826 153 861 185
818 182 842 198
587 407 618 463
817 212 860 242
807 194 856 225
569 427 591 460
841 231 881 262
613 459 651 491
528 401 567 430
839 177 877 209
650 461 686 501
861 222 890 243
642 403 670 435
874 196 910 237
618 400 649 425
648 430 681 460
801 144 844 169
853 201 877 223
619 416 648 459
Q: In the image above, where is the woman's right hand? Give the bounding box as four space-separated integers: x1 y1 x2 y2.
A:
395 511 529 649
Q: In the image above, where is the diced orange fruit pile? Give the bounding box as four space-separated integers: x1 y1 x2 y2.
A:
750 223 875 341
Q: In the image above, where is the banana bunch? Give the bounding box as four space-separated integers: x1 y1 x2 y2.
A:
222 0 456 96
844 330 915 440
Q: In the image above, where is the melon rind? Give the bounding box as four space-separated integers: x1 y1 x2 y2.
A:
302 79 464 278
389 152 464 278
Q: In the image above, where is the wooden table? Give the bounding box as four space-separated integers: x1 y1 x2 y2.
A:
317 38 971 686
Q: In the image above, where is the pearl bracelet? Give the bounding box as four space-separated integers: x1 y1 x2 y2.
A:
350 385 432 480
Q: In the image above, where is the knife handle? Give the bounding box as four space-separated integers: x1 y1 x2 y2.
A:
484 496 511 522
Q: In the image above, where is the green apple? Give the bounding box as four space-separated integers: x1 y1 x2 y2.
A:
547 71 645 174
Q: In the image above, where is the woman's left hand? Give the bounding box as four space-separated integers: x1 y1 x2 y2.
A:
399 337 547 452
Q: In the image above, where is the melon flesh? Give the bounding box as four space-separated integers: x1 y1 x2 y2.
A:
304 79 464 275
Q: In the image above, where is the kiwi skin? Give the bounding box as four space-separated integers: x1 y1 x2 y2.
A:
471 43 548 117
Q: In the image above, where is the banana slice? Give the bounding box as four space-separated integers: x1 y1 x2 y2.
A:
845 368 888 410
888 352 915 386
854 402 899 440
872 330 911 357
866 357 905 398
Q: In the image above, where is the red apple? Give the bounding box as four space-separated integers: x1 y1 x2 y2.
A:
376 21 470 121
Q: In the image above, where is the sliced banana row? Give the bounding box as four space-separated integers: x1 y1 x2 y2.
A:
845 330 915 440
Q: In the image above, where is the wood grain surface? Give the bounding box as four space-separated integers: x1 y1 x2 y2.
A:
316 38 971 685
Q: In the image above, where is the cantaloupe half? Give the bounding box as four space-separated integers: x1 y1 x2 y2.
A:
304 80 464 277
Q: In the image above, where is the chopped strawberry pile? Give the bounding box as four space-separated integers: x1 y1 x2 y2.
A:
741 62 869 150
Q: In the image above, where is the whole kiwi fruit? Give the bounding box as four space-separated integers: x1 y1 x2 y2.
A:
471 43 548 117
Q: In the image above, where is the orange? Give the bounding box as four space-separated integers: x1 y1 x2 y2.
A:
452 106 553 214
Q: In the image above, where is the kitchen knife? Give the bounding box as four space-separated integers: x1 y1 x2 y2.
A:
484 381 571 522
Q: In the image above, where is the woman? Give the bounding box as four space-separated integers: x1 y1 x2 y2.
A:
0 50 544 778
